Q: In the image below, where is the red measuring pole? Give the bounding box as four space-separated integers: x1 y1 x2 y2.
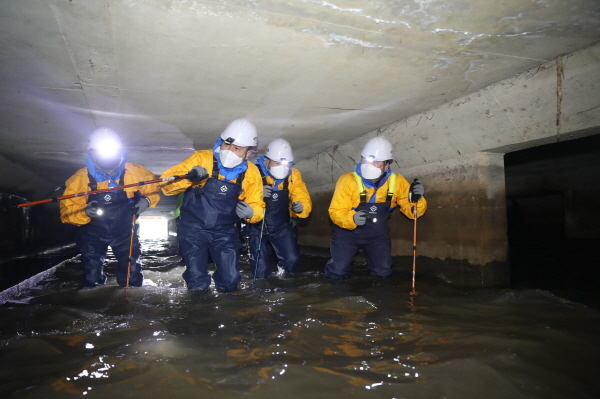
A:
17 174 189 208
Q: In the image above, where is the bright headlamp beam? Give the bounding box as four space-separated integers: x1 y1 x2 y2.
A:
94 139 121 159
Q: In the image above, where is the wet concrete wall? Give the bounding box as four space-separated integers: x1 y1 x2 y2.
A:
393 152 509 286
295 43 600 287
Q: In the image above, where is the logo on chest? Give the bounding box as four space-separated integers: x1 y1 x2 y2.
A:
370 205 377 213
271 193 279 201
103 194 112 203
219 185 228 195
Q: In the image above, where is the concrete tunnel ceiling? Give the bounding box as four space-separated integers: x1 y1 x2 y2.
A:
0 0 599 192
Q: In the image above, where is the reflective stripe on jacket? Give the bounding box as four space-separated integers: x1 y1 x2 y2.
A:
328 171 427 230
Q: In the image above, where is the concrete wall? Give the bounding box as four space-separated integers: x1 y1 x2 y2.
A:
295 43 600 287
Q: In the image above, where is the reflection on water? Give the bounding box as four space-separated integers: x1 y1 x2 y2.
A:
1 238 599 398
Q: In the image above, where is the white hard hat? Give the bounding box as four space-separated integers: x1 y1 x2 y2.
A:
89 127 121 156
265 138 294 164
361 136 393 162
220 118 258 147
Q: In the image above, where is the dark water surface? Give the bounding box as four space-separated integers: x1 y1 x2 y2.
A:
1 239 599 399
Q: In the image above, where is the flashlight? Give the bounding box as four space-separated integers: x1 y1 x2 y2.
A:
96 208 104 216
366 215 377 223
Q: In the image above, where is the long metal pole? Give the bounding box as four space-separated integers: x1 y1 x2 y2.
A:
253 208 267 284
17 174 189 208
125 213 137 290
410 202 418 296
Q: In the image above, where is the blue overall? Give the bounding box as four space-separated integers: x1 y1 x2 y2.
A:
177 168 244 291
76 171 142 287
248 178 299 278
325 172 396 278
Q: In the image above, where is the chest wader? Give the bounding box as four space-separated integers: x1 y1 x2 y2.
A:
325 173 396 278
177 157 246 291
249 171 300 279
77 170 143 287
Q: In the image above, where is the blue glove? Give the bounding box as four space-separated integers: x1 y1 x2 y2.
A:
187 166 208 183
409 179 424 203
353 210 368 226
236 201 254 219
133 196 150 214
291 201 303 213
85 201 102 218
263 185 273 198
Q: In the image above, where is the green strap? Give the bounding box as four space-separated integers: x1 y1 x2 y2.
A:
353 172 396 203
174 192 184 219
352 172 367 203
386 173 396 202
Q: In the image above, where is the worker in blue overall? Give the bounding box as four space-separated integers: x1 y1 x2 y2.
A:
60 128 160 287
248 138 312 279
325 136 427 278
160 118 264 292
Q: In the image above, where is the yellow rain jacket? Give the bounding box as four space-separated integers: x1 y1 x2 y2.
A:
329 172 427 230
60 163 161 226
261 168 312 218
160 149 264 224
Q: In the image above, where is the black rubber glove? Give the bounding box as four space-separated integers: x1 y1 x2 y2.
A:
187 166 208 182
409 179 424 203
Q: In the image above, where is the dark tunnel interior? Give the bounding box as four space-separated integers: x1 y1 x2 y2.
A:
505 133 600 306
1 134 600 299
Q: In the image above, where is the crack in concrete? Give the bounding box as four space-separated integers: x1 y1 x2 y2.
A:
577 104 600 114
325 146 345 184
556 54 564 142
486 88 527 142
49 2 95 124
316 106 374 112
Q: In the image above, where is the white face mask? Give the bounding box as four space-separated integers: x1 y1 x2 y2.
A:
220 149 244 168
361 163 383 180
269 164 290 180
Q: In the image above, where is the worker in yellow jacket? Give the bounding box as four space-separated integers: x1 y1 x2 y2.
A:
326 136 427 278
60 128 160 287
160 118 264 292
248 138 312 279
